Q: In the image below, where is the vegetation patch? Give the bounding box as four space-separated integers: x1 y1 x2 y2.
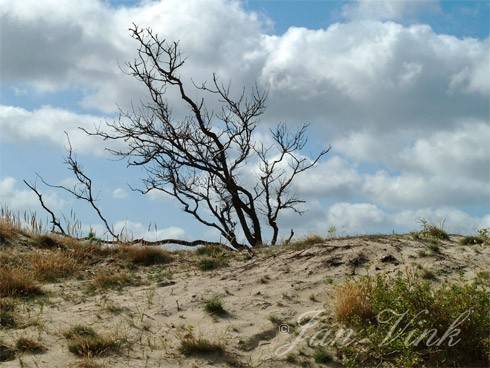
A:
15 337 46 354
334 273 490 367
313 347 332 365
198 256 227 271
120 246 172 266
0 268 44 298
0 340 16 362
65 326 125 357
460 236 484 245
30 250 79 282
415 219 450 241
204 296 228 317
91 270 134 290
178 330 225 357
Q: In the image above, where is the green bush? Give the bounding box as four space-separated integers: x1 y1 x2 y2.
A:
335 274 490 367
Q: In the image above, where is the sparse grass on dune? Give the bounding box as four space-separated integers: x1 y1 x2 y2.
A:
65 325 127 357
15 337 46 354
0 267 43 298
0 340 16 362
204 296 228 317
119 245 173 266
178 329 225 357
29 250 80 282
91 270 135 290
287 234 324 250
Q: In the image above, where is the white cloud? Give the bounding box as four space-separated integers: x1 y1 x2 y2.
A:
0 176 64 212
326 202 386 234
294 156 361 199
0 105 106 154
112 187 128 199
112 220 185 241
0 0 488 237
393 207 489 235
342 0 439 21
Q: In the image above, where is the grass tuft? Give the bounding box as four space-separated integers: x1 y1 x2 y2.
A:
30 250 79 282
91 270 134 290
65 325 125 357
0 268 43 298
198 257 227 271
0 340 16 362
204 296 227 317
120 246 172 266
15 337 46 354
178 330 225 357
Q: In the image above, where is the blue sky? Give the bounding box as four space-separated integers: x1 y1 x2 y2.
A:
0 0 489 242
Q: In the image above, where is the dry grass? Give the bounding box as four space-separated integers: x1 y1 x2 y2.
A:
119 245 173 266
15 337 46 354
67 358 106 368
0 297 18 329
287 234 325 249
91 270 133 290
334 280 373 323
0 267 43 298
30 250 80 282
65 326 126 357
178 330 225 357
0 340 16 362
69 241 118 262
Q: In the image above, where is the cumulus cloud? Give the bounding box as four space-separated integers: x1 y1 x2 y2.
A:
0 0 488 236
0 176 64 212
112 220 186 241
0 105 106 154
342 0 439 21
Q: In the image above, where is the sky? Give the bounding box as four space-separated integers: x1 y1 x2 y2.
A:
0 0 489 242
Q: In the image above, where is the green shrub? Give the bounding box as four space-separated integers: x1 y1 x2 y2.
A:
417 219 449 241
313 347 332 364
460 236 484 245
198 257 227 271
204 296 227 317
335 273 490 367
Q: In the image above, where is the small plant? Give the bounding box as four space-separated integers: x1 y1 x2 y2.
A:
327 225 337 238
0 298 17 329
460 236 484 245
91 270 133 290
30 250 79 282
198 257 227 271
65 326 125 357
0 340 16 362
287 235 324 250
178 328 225 357
120 246 172 266
334 281 373 324
15 337 46 354
64 325 97 339
32 235 63 249
417 218 450 241
427 242 440 253
196 245 226 258
204 296 227 317
0 268 43 298
313 347 332 364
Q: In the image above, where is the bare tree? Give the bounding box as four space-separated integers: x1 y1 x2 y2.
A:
81 24 329 249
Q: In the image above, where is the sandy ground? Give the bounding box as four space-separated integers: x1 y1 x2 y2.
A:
1 234 489 368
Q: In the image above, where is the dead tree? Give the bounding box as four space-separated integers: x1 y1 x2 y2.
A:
82 25 329 249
